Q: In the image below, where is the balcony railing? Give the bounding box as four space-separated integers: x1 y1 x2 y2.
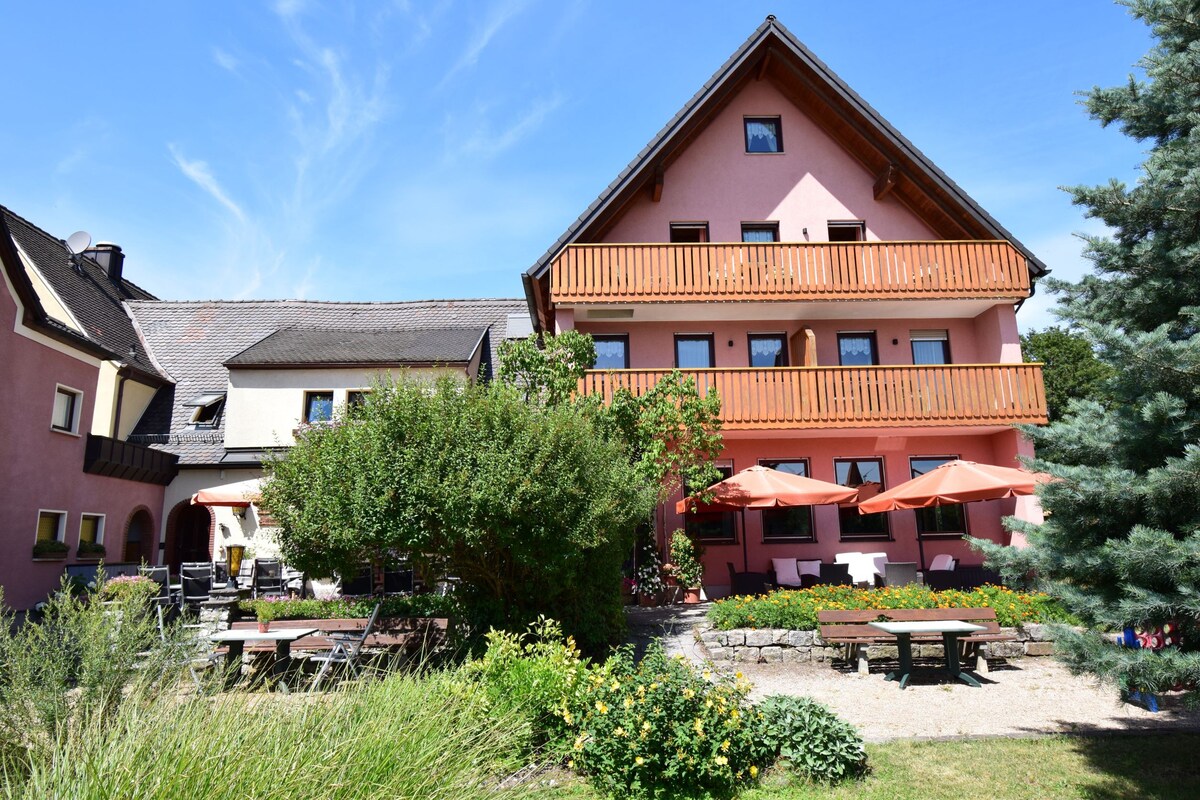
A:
550 241 1030 303
578 364 1047 430
84 434 180 485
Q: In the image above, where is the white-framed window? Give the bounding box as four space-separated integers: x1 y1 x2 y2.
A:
35 509 67 543
185 391 226 429
80 513 105 546
51 385 82 434
744 116 782 153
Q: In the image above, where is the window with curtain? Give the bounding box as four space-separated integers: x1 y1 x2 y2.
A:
748 334 788 367
684 464 736 542
592 335 630 369
741 223 779 243
744 117 782 153
759 459 815 542
837 333 878 366
675 335 715 369
37 511 64 543
80 514 103 544
911 330 950 365
911 456 967 536
835 458 890 540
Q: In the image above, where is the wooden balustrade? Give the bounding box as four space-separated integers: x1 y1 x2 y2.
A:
578 364 1047 429
550 241 1030 303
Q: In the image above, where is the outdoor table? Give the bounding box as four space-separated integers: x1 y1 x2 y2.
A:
867 620 986 689
208 628 318 690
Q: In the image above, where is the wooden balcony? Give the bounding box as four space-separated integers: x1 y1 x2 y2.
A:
551 241 1030 303
578 364 1047 430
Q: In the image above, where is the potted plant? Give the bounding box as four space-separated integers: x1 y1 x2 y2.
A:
32 540 69 561
255 601 278 632
669 529 705 604
634 546 667 606
77 541 106 560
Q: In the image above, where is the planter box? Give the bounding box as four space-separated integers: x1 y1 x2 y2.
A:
227 616 451 652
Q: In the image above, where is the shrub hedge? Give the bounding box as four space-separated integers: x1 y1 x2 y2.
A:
707 584 1070 631
238 593 458 621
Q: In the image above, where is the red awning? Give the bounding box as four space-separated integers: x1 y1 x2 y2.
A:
856 460 1051 514
676 465 858 514
191 487 261 508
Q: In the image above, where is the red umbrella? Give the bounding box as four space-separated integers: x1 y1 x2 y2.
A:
191 487 261 507
856 459 1052 570
677 465 858 570
856 460 1049 514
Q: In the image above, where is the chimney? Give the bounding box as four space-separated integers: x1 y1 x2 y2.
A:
85 242 125 283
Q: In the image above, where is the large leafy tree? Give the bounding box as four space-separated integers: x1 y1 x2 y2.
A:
262 377 656 653
982 0 1200 702
1020 326 1114 419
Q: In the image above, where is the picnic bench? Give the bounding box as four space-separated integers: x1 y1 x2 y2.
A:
817 607 1016 676
227 617 449 654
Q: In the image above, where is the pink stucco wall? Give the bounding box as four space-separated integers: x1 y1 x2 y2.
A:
0 276 164 609
665 428 1030 598
601 80 938 244
576 315 1008 369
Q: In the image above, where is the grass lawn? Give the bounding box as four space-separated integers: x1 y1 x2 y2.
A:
549 734 1200 800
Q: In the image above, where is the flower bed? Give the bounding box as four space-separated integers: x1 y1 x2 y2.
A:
238 593 457 621
708 584 1070 631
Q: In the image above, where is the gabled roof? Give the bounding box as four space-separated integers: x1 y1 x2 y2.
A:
523 15 1046 321
225 327 488 368
0 205 162 381
127 298 524 465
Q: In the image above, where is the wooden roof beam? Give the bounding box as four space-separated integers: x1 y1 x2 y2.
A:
756 48 773 81
651 163 665 203
873 164 899 200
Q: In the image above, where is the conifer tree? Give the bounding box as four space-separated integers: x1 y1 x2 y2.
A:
979 0 1200 703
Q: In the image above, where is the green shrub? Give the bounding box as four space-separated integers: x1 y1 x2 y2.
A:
708 584 1072 631
238 593 458 621
31 540 68 558
755 695 866 783
96 575 159 605
668 529 704 588
461 618 588 758
567 642 768 800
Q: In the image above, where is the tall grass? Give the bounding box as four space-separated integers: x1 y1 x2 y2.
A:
4 672 552 800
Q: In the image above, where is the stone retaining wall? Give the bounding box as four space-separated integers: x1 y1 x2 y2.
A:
698 622 1059 664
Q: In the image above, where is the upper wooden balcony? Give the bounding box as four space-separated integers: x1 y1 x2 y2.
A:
579 364 1047 430
550 241 1031 304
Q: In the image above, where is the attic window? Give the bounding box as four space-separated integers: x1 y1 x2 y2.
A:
745 117 782 153
186 392 226 429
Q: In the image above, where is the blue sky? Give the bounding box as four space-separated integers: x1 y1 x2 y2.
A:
0 1 1153 331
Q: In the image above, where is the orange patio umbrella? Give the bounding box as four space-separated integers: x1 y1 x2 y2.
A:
676 465 859 571
856 460 1049 514
191 487 261 507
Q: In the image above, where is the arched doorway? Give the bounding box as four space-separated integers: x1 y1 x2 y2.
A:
123 508 155 564
166 502 213 573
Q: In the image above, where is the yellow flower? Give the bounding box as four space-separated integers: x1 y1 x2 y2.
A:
595 701 608 714
749 765 759 778
614 726 626 738
635 756 645 766
721 739 730 752
714 755 728 766
693 718 704 737
624 697 634 709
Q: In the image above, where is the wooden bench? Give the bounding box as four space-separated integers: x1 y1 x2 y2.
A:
817 607 1016 676
227 617 449 653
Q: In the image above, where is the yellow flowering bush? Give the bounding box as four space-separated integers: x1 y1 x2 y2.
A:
566 643 768 799
708 584 1071 631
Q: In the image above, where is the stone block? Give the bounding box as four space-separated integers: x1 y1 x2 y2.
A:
914 645 944 658
787 630 814 647
813 646 839 662
731 646 750 663
780 647 803 662
760 645 783 663
700 630 723 647
1019 623 1054 642
866 644 898 660
724 630 745 647
771 629 790 645
1024 641 1055 657
745 629 774 647
988 641 1024 658
706 645 728 661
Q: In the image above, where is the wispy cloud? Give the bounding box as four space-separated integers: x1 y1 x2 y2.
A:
167 144 245 222
212 47 239 73
454 93 565 160
438 0 531 89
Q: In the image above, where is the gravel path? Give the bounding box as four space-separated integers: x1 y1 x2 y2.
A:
625 605 1200 743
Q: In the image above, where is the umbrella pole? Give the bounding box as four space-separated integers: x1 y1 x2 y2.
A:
917 533 927 573
741 509 749 573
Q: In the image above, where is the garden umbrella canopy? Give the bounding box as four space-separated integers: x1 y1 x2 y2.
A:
191 487 261 507
675 465 858 514
856 460 1048 515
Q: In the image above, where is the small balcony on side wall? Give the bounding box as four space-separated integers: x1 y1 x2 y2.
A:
84 434 180 485
578 364 1047 431
550 241 1031 304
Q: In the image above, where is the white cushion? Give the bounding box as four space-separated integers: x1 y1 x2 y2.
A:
871 555 888 577
798 559 821 578
834 551 862 564
772 558 801 586
929 554 956 571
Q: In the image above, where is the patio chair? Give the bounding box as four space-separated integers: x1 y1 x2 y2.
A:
882 561 919 587
929 554 957 572
308 601 383 691
252 559 286 598
180 562 213 608
813 562 851 586
138 603 221 693
726 562 770 596
139 565 180 607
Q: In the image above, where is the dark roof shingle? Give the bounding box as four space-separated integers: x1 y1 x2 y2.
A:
225 327 487 367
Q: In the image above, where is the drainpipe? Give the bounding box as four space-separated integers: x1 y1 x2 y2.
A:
112 363 130 438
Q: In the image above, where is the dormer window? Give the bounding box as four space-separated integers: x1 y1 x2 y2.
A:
185 391 226 429
745 117 782 153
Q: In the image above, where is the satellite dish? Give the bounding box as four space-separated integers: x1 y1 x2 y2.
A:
65 231 92 255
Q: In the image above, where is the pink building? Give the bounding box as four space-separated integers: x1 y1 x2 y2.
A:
0 207 176 609
522 17 1049 595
